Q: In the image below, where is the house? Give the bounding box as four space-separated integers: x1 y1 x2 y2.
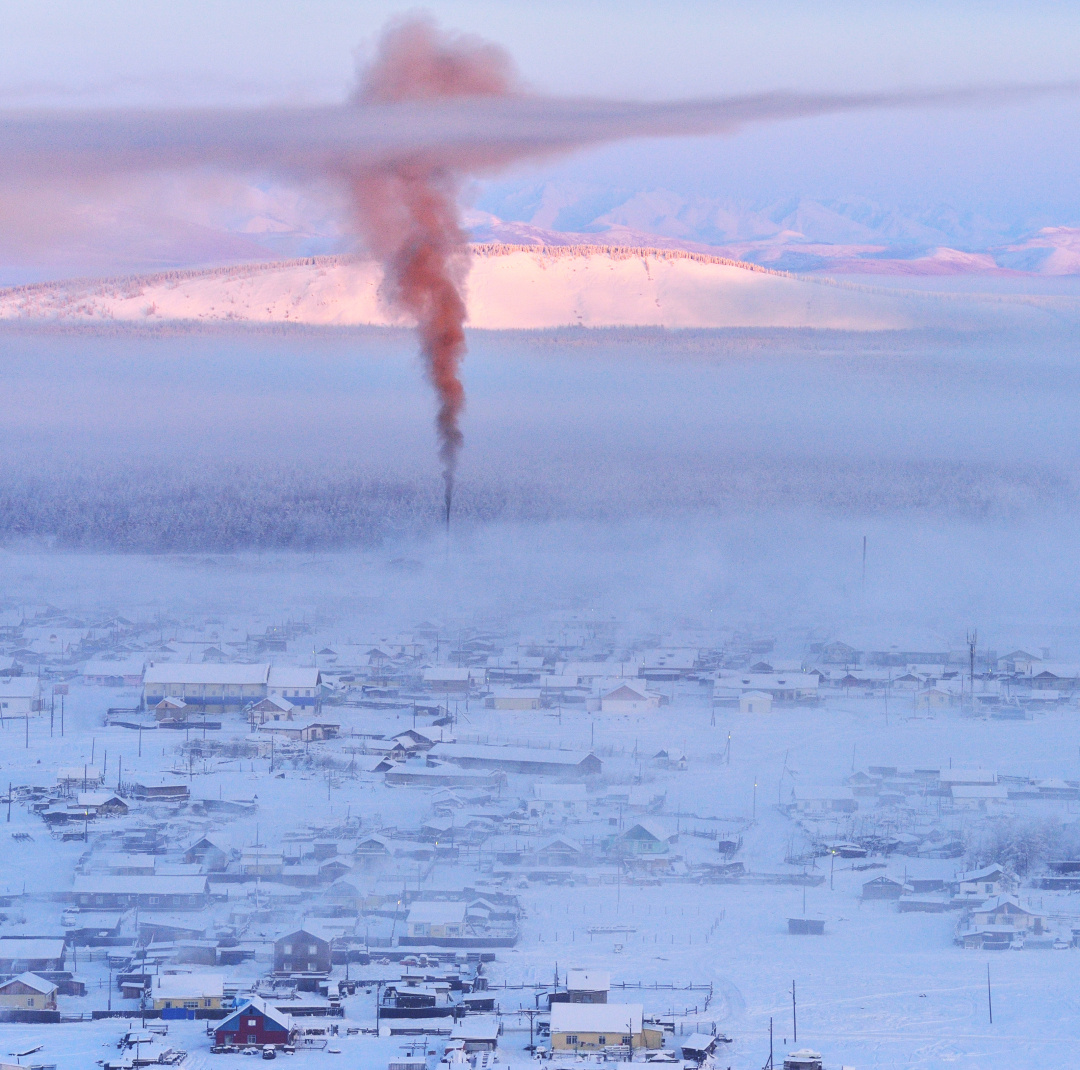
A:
71 875 208 910
214 996 293 1049
274 928 332 975
614 821 676 856
404 901 467 941
75 792 128 816
154 697 188 721
717 673 819 705
422 667 472 693
0 973 58 1011
450 1015 501 1052
81 659 146 687
861 876 904 900
915 688 953 709
250 696 295 724
740 690 773 714
819 641 859 665
549 1002 661 1051
143 662 271 711
427 743 602 777
485 688 542 710
267 666 321 710
788 787 857 815
152 973 225 1011
530 783 588 819
0 677 41 716
955 864 1009 899
970 895 1045 933
566 970 610 1004
183 835 232 872
600 684 662 713
0 939 66 973
128 780 190 800
536 837 585 867
240 848 284 878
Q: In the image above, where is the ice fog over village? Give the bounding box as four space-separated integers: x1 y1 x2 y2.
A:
2 6 1080 1070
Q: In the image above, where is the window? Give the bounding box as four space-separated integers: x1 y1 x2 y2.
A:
283 945 292 954
598 1036 606 1045
248 1019 258 1027
26 998 33 1007
565 1036 578 1045
184 1001 198 1009
621 1036 632 1045
247 1034 257 1044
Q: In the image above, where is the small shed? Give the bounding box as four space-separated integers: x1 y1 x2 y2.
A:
787 918 826 935
680 1033 719 1063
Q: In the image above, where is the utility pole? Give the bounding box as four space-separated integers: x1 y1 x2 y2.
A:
765 1016 773 1069
792 980 797 1043
6 782 11 822
967 628 978 708
987 964 993 1024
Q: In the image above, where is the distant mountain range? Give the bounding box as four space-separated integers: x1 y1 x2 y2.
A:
468 187 1080 276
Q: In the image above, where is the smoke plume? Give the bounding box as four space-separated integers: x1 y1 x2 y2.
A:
0 17 1074 512
348 19 519 520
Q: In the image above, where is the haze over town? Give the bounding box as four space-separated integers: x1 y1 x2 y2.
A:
0 5 1078 1070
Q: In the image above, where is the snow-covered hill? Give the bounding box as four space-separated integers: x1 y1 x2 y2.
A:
0 245 919 330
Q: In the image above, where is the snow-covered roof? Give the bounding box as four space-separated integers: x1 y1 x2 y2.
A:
550 1002 642 1034
566 969 610 993
267 666 321 688
144 663 269 686
407 901 467 925
0 677 40 698
0 939 65 961
153 973 224 1000
0 971 58 995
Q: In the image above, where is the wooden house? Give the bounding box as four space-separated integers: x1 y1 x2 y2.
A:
0 973 57 1011
214 996 292 1049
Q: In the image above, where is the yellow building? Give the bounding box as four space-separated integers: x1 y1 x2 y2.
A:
152 973 225 1011
0 973 58 1011
550 1003 662 1051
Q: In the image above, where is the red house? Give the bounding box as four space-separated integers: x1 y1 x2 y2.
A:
214 997 292 1048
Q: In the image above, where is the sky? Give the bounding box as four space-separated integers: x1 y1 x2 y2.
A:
0 1 1078 281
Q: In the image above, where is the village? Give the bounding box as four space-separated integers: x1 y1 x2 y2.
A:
1 607 1080 1070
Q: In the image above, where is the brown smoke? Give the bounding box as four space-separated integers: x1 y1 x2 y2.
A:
349 19 520 522
0 27 1075 521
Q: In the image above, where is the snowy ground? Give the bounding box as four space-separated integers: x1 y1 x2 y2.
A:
1 677 1080 1068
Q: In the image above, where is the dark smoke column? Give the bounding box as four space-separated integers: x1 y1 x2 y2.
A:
351 18 518 523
